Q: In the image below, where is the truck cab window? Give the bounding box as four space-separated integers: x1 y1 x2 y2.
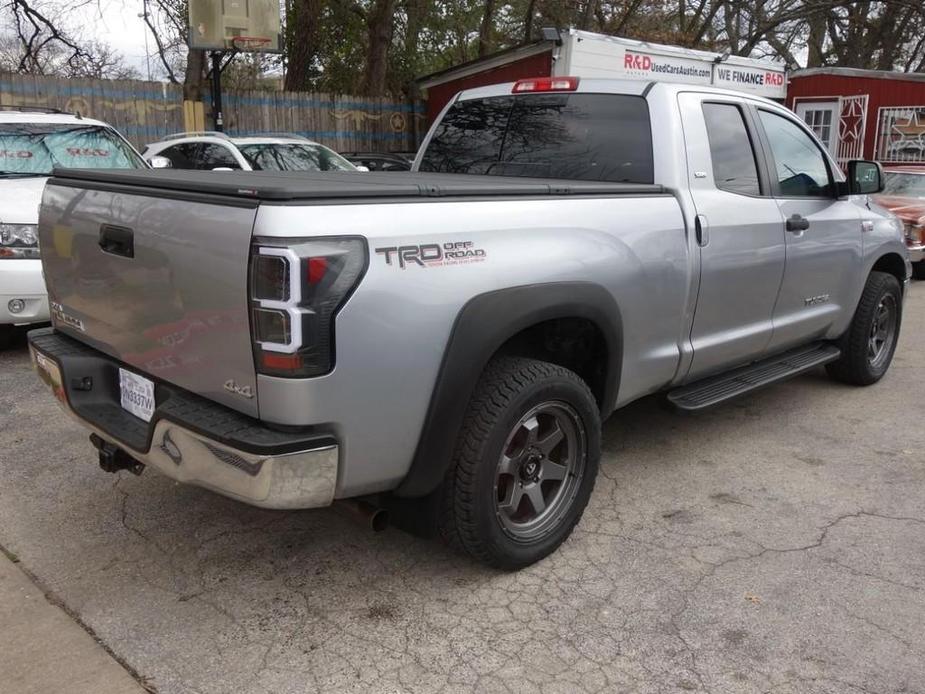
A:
418 97 513 175
758 110 833 197
702 103 760 196
420 93 654 183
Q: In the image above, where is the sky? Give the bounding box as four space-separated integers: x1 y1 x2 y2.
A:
83 0 157 78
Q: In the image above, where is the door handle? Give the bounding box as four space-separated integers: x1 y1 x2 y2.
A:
98 224 134 258
695 214 709 247
785 214 810 233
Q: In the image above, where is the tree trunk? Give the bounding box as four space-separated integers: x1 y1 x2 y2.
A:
522 0 536 42
283 0 323 91
805 7 826 67
578 0 596 31
183 49 206 101
478 0 496 57
361 0 396 96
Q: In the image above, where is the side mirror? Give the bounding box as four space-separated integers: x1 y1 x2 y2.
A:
355 165 370 172
149 155 172 169
847 160 884 195
212 166 235 171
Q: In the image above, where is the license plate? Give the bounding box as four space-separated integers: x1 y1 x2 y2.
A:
119 368 155 422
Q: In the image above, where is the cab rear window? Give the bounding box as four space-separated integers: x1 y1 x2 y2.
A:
419 93 654 183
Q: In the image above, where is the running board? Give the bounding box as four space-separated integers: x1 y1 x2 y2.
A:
667 343 841 411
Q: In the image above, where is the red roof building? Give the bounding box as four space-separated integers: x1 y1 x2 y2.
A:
787 67 925 166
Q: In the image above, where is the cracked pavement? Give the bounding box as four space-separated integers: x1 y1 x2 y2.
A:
1 283 923 694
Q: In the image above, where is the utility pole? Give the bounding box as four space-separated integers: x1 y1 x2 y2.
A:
211 52 224 131
138 0 152 81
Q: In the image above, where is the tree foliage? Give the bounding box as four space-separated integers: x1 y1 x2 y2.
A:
1 0 138 78
3 1 925 96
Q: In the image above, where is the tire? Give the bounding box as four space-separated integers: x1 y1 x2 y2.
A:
0 325 12 351
913 261 925 281
826 271 902 386
439 356 601 570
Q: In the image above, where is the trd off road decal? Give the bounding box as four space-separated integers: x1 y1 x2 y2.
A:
375 241 487 269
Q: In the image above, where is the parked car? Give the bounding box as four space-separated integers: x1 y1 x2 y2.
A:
875 166 925 279
30 78 909 569
143 133 360 173
340 152 411 172
0 107 149 349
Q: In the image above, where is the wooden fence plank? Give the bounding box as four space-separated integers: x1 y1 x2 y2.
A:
0 72 425 152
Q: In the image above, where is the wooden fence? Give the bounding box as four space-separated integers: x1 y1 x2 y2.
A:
0 73 425 153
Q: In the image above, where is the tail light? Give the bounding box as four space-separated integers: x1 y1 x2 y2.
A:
249 237 367 377
512 76 579 93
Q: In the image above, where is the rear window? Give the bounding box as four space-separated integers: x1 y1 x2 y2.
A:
419 93 653 183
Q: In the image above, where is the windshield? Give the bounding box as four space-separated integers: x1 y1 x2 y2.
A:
0 123 145 176
882 172 925 198
238 143 356 172
418 93 654 183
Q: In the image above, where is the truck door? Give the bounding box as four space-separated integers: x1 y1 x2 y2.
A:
678 93 787 380
753 108 862 352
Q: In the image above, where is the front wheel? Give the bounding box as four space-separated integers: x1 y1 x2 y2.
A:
913 261 925 281
439 357 601 570
0 325 12 351
826 271 902 385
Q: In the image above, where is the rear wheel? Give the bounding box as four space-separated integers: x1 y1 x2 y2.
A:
439 357 601 569
913 261 925 281
826 271 902 385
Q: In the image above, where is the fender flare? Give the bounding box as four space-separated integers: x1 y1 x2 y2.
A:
394 281 622 498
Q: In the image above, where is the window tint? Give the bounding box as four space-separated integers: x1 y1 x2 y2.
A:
419 97 513 175
419 93 654 183
197 143 241 170
158 143 199 169
759 110 833 197
702 103 760 196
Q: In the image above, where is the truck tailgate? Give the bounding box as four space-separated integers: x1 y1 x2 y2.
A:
38 181 260 417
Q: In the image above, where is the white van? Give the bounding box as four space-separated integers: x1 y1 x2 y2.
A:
0 108 149 348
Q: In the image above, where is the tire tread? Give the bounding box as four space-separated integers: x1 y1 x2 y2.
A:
439 357 598 568
826 271 901 385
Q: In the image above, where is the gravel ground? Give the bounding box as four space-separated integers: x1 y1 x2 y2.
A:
1 283 923 694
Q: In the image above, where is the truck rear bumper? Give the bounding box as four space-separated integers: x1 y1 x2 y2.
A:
27 328 338 510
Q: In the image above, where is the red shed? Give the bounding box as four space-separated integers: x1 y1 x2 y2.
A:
787 67 925 166
417 40 555 124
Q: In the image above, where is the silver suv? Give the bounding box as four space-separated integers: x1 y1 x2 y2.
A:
143 132 359 172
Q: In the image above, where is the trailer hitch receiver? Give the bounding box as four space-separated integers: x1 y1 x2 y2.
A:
90 434 145 476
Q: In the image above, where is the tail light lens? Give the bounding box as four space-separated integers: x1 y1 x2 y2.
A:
512 76 579 93
249 237 367 377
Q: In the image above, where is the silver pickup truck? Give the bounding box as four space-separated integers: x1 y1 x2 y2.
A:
29 79 910 568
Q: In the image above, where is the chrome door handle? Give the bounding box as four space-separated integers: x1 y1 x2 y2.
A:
786 214 810 233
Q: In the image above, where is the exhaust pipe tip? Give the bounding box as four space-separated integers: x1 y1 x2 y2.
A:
334 498 389 532
369 507 389 533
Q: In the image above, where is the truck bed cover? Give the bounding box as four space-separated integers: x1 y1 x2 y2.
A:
48 168 665 202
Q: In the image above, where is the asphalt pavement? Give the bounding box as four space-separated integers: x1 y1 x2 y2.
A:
1 284 923 694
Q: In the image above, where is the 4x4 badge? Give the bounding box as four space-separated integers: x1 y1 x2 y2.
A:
224 379 254 398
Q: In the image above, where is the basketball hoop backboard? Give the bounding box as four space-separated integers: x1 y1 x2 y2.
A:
188 0 281 53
